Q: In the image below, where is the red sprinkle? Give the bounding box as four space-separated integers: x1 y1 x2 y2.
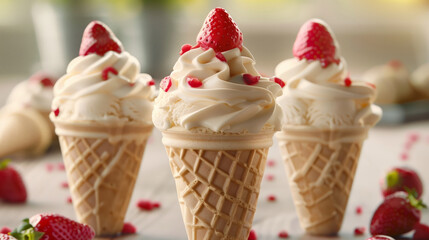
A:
187 76 203 88
243 74 260 85
0 227 11 234
61 181 69 188
267 160 276 167
53 108 60 117
160 76 172 92
355 206 363 215
272 77 285 88
216 52 226 62
147 79 155 86
180 44 193 55
248 229 257 240
137 199 154 211
101 66 118 80
46 163 54 172
278 230 289 238
267 195 276 202
66 196 72 204
344 77 352 87
122 222 137 234
354 227 365 235
266 174 275 181
400 152 409 161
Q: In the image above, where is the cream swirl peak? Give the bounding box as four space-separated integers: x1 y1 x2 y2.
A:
276 19 381 128
50 21 156 125
152 8 283 134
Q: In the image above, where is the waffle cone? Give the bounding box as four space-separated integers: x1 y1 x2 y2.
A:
54 121 152 236
276 127 369 236
162 128 274 240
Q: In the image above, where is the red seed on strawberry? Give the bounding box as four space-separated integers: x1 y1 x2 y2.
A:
148 79 155 86
160 76 172 92
187 77 203 88
272 77 285 88
293 19 340 68
101 66 118 80
197 8 243 53
79 21 122 56
216 52 226 62
180 44 193 55
248 229 257 240
243 74 260 85
0 160 27 203
278 230 289 238
122 222 137 234
381 167 423 198
354 227 365 235
370 191 425 237
413 223 429 240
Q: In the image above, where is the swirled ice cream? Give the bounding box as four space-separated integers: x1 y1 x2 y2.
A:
152 9 283 134
50 21 156 125
275 19 381 129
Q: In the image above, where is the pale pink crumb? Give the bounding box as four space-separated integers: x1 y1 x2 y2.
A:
58 162 65 171
265 174 275 181
0 227 11 234
404 141 414 150
355 206 363 215
61 182 69 188
408 133 420 142
267 160 276 167
152 202 161 208
248 229 257 240
400 152 409 161
354 226 365 235
46 163 54 172
278 230 289 238
122 222 137 234
66 196 72 204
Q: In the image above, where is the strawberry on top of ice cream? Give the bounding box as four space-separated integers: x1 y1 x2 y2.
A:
275 19 381 129
50 21 155 125
152 8 283 134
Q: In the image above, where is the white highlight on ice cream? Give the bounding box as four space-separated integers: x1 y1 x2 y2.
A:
7 79 53 112
51 51 156 125
275 21 381 129
152 47 283 134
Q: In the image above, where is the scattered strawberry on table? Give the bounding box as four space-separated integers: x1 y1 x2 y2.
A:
0 159 26 203
381 167 423 198
5 213 94 240
370 191 426 237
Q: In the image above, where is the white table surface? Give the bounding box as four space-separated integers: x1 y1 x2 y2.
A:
0 79 428 240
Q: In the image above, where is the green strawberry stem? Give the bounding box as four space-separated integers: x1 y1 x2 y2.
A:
406 190 427 210
386 170 400 188
0 159 11 170
10 218 44 240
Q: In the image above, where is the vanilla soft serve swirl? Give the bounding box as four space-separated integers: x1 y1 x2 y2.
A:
51 51 155 125
152 47 283 133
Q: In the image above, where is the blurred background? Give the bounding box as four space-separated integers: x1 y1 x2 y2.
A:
2 0 429 80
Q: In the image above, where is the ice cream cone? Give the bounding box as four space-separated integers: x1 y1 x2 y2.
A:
54 120 153 236
162 128 274 240
276 127 369 235
0 107 53 158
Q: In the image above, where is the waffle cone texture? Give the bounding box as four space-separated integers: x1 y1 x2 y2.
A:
54 121 152 236
276 127 369 236
162 129 274 240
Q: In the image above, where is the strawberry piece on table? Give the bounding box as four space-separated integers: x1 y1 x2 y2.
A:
0 159 27 203
197 8 243 53
370 191 426 237
381 167 423 198
79 21 123 56
293 19 340 68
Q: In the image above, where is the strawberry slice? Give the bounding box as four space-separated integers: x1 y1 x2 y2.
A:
79 21 122 56
196 8 243 53
293 19 340 68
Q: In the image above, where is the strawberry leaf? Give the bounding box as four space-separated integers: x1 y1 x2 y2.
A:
10 219 44 240
0 159 11 170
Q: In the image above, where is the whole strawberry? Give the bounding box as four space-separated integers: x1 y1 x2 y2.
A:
413 223 429 240
366 236 396 240
79 21 123 56
30 214 95 240
0 159 27 203
196 8 243 53
370 191 426 237
292 19 340 68
381 167 423 198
